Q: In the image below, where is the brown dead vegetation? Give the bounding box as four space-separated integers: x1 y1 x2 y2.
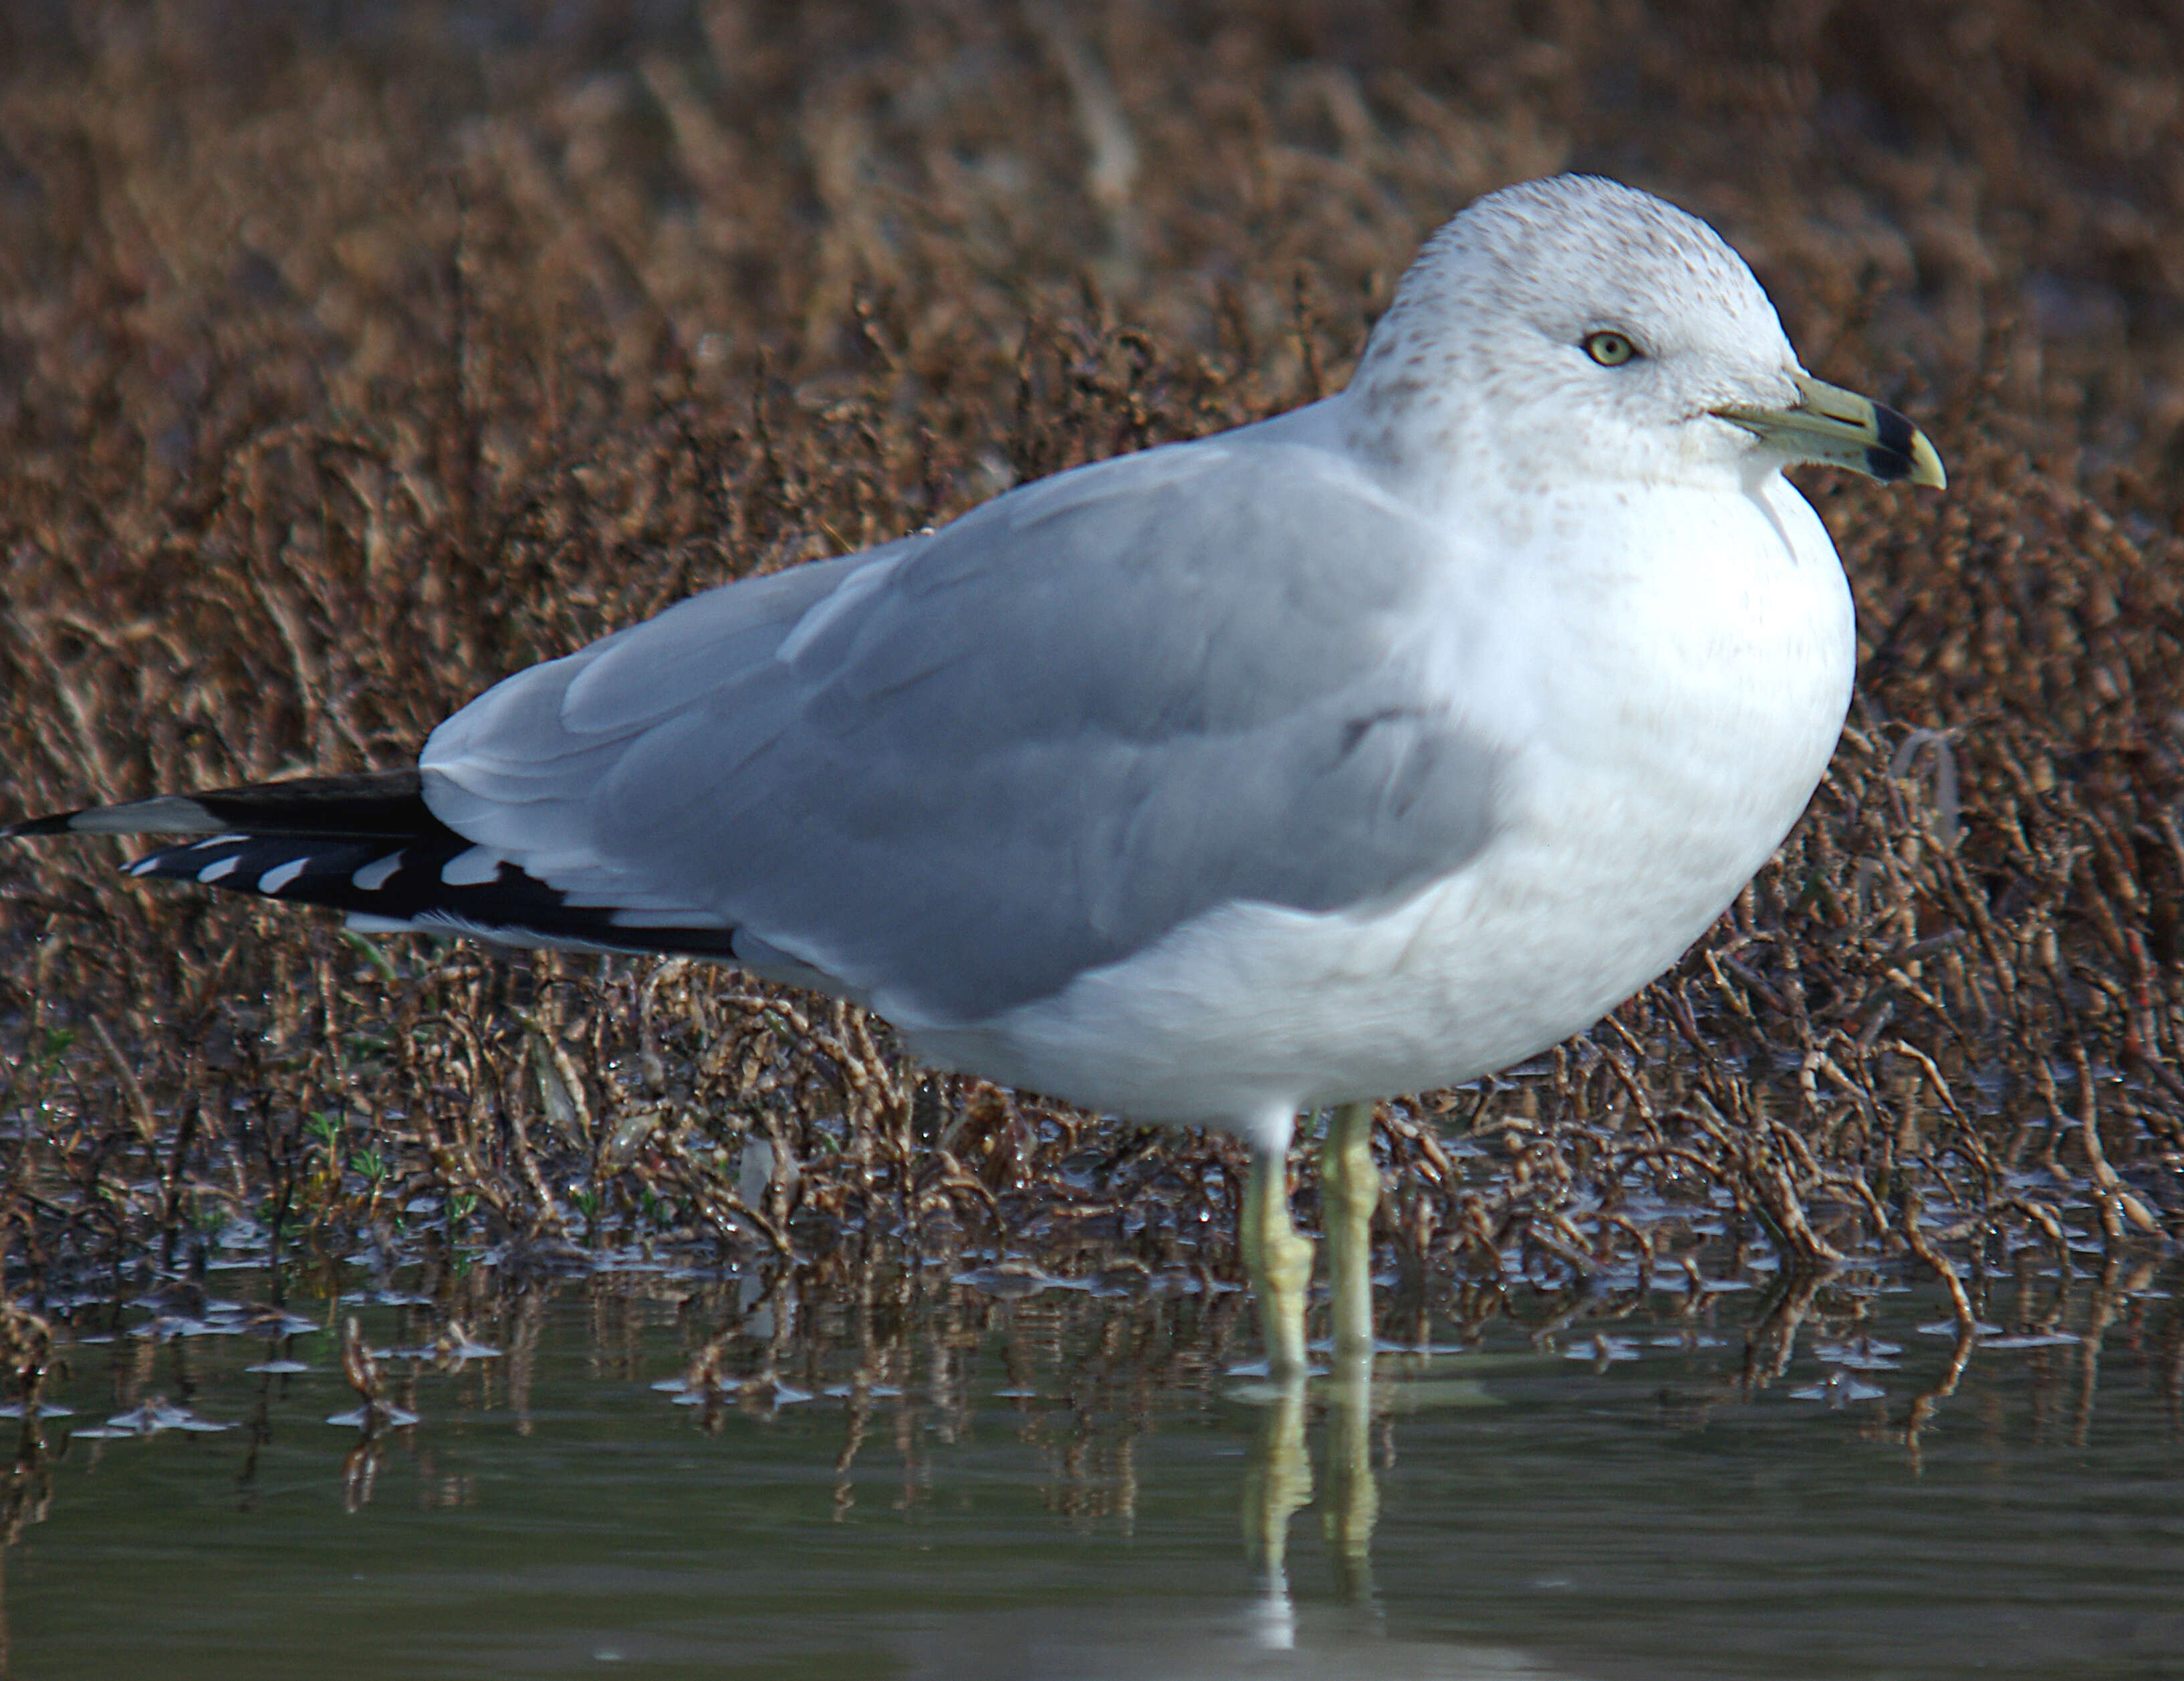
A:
0 3 2180 1318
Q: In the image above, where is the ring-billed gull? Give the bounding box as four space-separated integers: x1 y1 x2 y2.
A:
8 175 1943 1377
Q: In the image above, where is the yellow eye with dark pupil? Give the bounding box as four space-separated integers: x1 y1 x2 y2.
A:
1584 330 1636 366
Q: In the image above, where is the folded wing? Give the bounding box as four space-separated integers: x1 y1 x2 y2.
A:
422 428 1507 1024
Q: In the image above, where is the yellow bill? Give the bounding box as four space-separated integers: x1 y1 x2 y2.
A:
1713 372 1945 489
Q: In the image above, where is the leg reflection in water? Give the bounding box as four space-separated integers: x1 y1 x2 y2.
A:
1241 1340 1384 1648
1323 1342 1380 1606
1241 1375 1316 1648
1242 1101 1386 1646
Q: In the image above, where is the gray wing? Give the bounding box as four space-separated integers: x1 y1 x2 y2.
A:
422 431 1504 1023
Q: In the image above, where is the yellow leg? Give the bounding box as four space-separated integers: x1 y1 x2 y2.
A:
1242 1141 1315 1382
1321 1101 1380 1362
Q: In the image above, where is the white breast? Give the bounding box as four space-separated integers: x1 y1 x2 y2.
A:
909 473 1854 1143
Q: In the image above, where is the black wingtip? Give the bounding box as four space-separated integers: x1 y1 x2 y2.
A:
119 828 741 962
184 771 433 838
3 811 88 838
5 771 433 843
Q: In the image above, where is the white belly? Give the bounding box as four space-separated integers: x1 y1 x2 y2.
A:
906 475 1854 1143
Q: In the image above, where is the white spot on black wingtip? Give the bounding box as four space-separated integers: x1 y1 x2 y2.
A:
352 853 404 891
257 858 308 894
112 815 739 964
440 846 502 887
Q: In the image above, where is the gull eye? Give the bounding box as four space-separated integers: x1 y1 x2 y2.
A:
1584 330 1638 367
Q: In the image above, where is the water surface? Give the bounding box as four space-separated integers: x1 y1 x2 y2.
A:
8 1260 2181 1680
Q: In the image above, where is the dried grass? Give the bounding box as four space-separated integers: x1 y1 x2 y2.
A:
0 2 2179 1317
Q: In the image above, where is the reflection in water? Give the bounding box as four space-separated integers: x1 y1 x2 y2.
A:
1322 1350 1380 1607
0 1244 2179 1679
889 1598 1574 1680
1238 1349 1384 1652
1241 1377 1314 1646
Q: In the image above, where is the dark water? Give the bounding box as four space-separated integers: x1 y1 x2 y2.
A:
6 1258 2181 1680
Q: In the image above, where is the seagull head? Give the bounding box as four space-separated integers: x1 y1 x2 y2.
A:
1346 173 1944 499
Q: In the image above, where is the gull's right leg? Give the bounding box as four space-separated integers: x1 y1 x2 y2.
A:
1320 1101 1380 1361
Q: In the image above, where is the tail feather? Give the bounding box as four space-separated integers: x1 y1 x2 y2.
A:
7 772 738 960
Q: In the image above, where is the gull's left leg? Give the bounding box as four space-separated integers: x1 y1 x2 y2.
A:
1320 1101 1380 1361
1241 1138 1314 1381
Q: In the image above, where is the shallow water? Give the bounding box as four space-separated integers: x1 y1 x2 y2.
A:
6 1260 2181 1680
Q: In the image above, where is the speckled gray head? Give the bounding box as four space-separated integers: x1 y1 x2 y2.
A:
1346 173 1944 497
